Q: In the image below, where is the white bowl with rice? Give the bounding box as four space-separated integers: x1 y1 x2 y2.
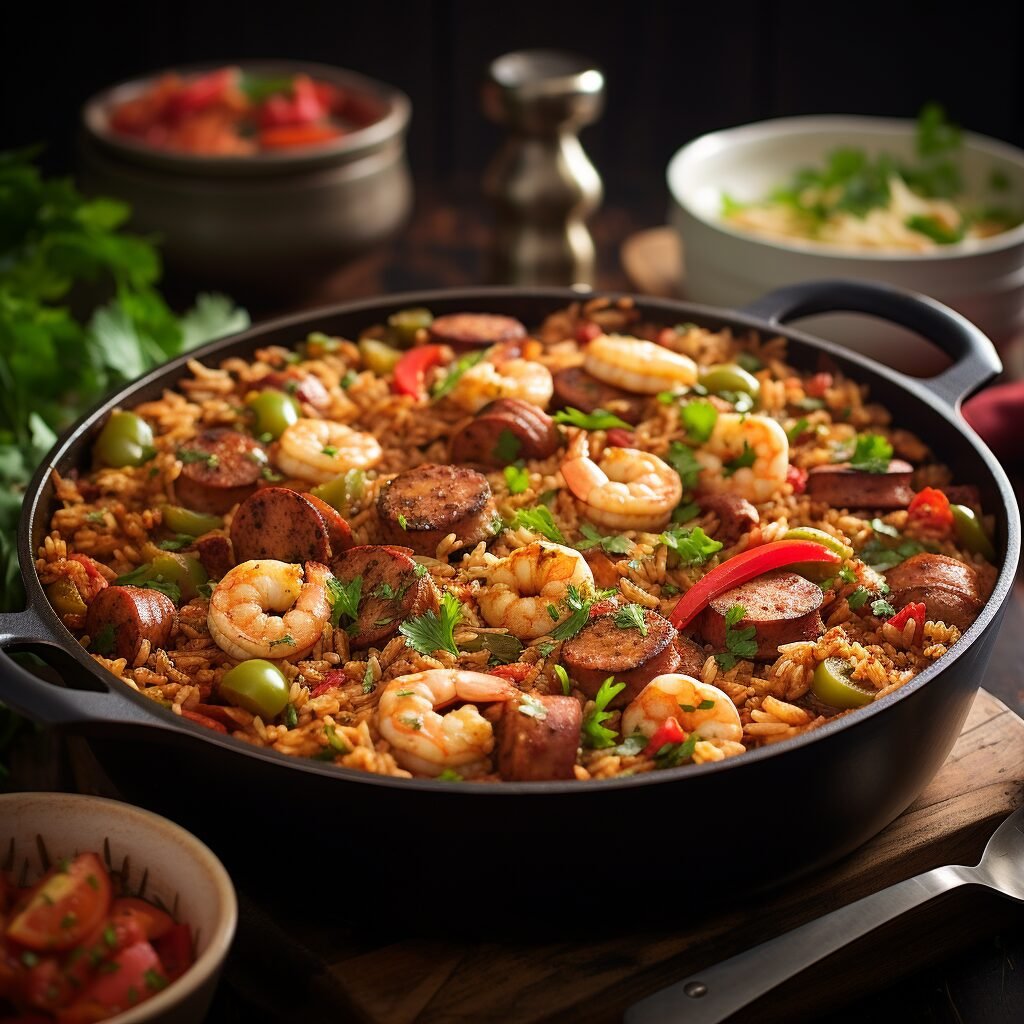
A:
666 114 1024 373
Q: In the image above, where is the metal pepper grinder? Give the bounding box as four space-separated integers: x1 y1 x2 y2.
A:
482 50 605 287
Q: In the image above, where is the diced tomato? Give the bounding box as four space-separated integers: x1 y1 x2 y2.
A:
805 372 834 398
606 428 635 447
22 955 73 1012
56 942 167 1024
109 899 175 943
152 924 192 982
907 487 954 530
258 123 343 150
6 854 111 952
164 67 239 121
488 664 532 683
886 602 927 646
258 74 327 128
644 716 687 756
393 345 449 399
179 709 228 734
574 322 602 344
311 669 348 699
786 464 808 494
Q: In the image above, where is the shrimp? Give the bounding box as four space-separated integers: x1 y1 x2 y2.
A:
277 418 382 484
583 333 698 395
476 541 595 640
560 432 682 532
448 356 553 413
377 669 520 776
208 559 331 661
695 412 789 504
622 674 744 763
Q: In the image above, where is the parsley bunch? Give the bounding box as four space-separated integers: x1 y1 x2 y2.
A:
714 604 758 670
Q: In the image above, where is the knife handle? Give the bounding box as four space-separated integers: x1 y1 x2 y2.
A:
623 865 967 1024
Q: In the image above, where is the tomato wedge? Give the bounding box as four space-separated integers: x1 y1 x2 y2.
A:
392 344 449 399
6 853 111 952
109 897 175 943
667 539 841 630
152 924 193 982
56 941 168 1024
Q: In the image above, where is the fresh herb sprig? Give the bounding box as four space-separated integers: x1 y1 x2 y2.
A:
714 604 758 670
399 592 464 657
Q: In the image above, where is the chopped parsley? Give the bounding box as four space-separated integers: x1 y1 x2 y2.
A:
144 969 168 992
518 694 549 720
326 575 362 629
397 513 408 531
86 874 100 891
340 370 357 390
550 584 598 642
504 463 530 494
324 723 350 753
859 524 926 570
510 505 566 544
659 525 722 566
680 699 716 713
575 522 631 554
493 428 523 464
400 714 423 731
838 566 857 584
848 433 893 473
871 598 897 618
176 447 219 469
197 580 215 600
430 350 487 400
284 703 298 729
654 734 699 769
671 500 701 524
582 677 625 749
787 418 810 443
268 634 294 649
848 586 871 610
60 913 78 930
372 581 398 600
157 534 195 551
413 562 428 578
361 664 376 694
321 445 339 457
724 441 757 477
612 603 649 636
537 641 556 657
85 509 107 525
666 441 702 490
437 768 463 782
680 400 718 443
553 664 571 696
714 603 758 670
662 582 681 596
399 591 463 657
552 407 632 430
91 624 116 656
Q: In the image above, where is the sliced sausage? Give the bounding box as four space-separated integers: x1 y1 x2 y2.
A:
85 585 175 662
806 460 914 511
230 487 331 564
428 312 527 349
702 570 824 660
496 695 582 781
302 493 354 554
674 634 708 678
259 370 331 410
551 366 645 425
376 464 497 556
330 544 439 649
698 493 759 546
174 429 266 515
560 610 681 706
193 534 234 580
449 400 561 467
883 553 983 632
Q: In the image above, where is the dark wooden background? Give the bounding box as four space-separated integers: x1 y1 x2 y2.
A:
4 0 1023 216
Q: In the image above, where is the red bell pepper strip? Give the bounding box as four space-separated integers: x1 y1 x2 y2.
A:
393 345 449 399
907 487 954 530
886 602 927 646
644 716 686 756
179 709 228 734
667 539 841 630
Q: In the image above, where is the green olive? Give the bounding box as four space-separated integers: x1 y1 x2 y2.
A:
148 554 208 602
247 389 301 441
783 527 854 561
359 337 403 376
310 468 366 513
699 364 762 403
93 412 155 468
160 504 224 537
951 504 995 562
386 307 434 348
219 659 291 719
47 578 88 617
811 657 875 709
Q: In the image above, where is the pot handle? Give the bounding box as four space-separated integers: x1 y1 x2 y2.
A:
740 279 1002 409
0 606 174 732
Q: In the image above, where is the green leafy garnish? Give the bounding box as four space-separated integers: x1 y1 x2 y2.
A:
321 445 339 457
838 566 857 584
399 591 463 657
654 734 699 769
437 768 463 782
905 215 964 245
458 632 524 665
848 586 871 610
176 447 219 469
430 350 486 400
157 534 194 552
113 566 181 604
666 441 702 490
848 434 893 473
715 603 757 670
372 582 398 600
269 634 295 649
680 400 718 443
660 525 722 567
361 664 376 694
240 73 296 103
143 968 169 992
723 441 757 477
787 418 810 443
679 699 716 712
550 584 598 642
613 603 649 636
553 664 571 696
397 513 408 531
284 703 298 729
575 522 631 555
736 352 764 374
537 641 556 657
324 723 350 753
552 407 632 430
671 501 701 524
340 370 357 390
91 624 116 656
504 464 530 494
326 575 362 629
795 397 825 411
582 677 625 749
493 428 522 465
510 505 566 544
871 598 897 618
85 510 107 525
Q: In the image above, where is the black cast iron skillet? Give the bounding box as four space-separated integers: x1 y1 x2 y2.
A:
1 282 1019 905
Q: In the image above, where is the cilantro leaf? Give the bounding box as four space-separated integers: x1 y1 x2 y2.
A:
430 350 486 400
666 441 702 490
493 428 522 464
552 407 632 430
654 734 699 769
575 522 631 555
723 441 757 477
671 501 701 524
582 677 625 748
787 418 810 443
399 591 463 657
680 400 718 442
714 603 757 670
613 603 649 636
848 434 893 473
659 525 722 567
848 586 870 610
550 583 596 642
871 598 897 618
503 464 530 495
326 575 362 629
510 505 566 544
905 215 964 246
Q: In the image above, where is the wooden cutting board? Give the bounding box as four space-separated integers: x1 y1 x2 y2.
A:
256 689 1023 1024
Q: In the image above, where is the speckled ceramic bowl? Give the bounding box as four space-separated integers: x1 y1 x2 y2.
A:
0 792 237 1024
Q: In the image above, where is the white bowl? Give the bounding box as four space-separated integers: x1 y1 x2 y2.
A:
667 115 1024 373
0 792 237 1024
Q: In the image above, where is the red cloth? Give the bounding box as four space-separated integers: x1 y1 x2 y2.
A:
962 382 1024 463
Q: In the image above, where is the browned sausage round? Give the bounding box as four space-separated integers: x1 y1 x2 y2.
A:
85 585 175 662
449 401 560 467
560 610 681 706
551 366 646 425
376 464 497 556
174 429 267 515
302 493 354 554
883 553 983 632
480 399 561 456
674 634 708 678
702 570 824 660
806 459 914 511
428 312 527 348
330 544 440 649
496 695 582 781
698 493 759 546
259 370 331 410
230 487 332 564
193 534 234 581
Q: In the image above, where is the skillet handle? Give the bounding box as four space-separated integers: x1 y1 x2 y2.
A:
740 279 1002 409
0 606 172 731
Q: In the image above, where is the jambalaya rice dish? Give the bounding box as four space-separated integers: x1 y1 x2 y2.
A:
38 297 999 782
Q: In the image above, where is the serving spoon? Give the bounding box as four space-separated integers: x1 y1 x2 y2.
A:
624 804 1024 1024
